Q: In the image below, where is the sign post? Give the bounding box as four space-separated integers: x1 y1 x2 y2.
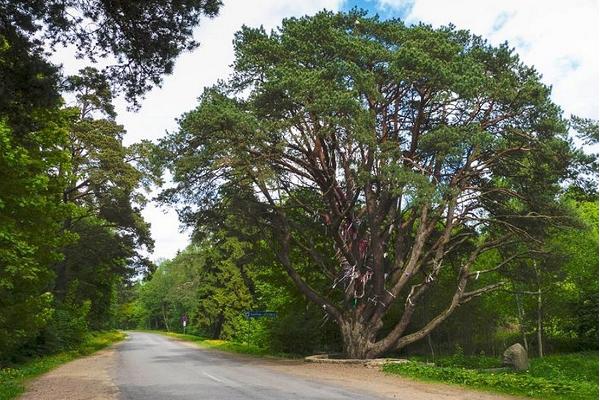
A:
243 311 277 319
180 315 188 334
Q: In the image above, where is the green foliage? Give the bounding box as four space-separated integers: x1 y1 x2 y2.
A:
266 310 323 355
0 331 125 400
0 27 62 135
160 9 579 358
57 218 133 330
154 331 307 358
0 118 71 361
0 27 74 361
114 281 143 330
35 284 91 356
1 0 225 367
125 223 340 355
1 31 155 364
229 316 270 349
528 352 598 383
1 0 222 104
159 332 277 357
134 237 254 338
433 354 500 370
383 352 599 400
570 116 599 146
548 200 598 346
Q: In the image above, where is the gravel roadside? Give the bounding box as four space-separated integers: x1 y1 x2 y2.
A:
263 361 523 400
18 347 119 400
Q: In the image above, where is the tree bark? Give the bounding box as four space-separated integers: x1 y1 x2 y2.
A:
534 262 544 358
427 334 435 363
536 288 544 358
515 291 529 352
340 319 376 359
162 303 170 332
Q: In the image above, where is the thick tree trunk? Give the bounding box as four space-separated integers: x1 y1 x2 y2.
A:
340 320 375 359
536 288 544 358
212 313 224 339
53 218 73 301
534 262 544 358
427 334 436 363
515 291 529 352
162 303 170 332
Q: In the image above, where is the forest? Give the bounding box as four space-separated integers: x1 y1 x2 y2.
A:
0 0 597 380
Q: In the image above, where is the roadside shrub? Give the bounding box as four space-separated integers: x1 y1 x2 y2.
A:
36 284 91 354
267 312 321 355
229 315 270 349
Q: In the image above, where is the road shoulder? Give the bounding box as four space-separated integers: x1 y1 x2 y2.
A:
18 346 120 400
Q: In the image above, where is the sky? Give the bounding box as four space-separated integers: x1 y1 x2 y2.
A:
53 0 599 262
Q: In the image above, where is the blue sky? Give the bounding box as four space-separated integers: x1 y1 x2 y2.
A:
342 0 414 20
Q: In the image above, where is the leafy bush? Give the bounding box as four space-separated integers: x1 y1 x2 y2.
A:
35 284 91 355
267 312 322 355
229 315 271 349
575 296 599 347
529 352 598 383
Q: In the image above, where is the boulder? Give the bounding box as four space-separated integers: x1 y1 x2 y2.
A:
502 343 529 371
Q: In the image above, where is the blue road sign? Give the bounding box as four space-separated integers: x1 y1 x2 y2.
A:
244 311 277 319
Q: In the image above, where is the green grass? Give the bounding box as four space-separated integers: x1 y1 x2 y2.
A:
407 353 502 369
163 332 271 356
144 330 298 358
0 331 125 400
383 351 598 400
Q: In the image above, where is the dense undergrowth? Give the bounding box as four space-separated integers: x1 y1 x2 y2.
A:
383 352 599 400
0 331 125 400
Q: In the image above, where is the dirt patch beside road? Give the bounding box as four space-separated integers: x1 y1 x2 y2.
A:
18 347 119 400
262 359 524 400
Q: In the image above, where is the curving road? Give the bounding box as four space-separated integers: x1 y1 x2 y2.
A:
114 332 382 400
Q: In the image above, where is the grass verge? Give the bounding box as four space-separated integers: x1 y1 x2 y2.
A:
144 330 296 358
0 331 125 400
383 351 598 400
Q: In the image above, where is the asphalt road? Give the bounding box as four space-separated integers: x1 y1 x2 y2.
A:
114 332 383 400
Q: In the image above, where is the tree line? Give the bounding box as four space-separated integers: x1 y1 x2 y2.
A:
0 0 222 365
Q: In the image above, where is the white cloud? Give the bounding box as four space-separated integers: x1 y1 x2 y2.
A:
377 0 412 9
378 0 598 119
112 0 343 261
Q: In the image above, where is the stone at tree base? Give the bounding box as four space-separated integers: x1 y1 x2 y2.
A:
304 354 409 368
502 343 529 371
